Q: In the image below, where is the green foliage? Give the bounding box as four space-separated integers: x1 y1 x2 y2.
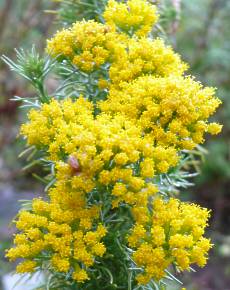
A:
53 0 108 25
176 0 230 183
54 60 109 106
2 47 56 104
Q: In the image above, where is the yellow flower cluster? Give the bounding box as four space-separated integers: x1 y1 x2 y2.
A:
47 20 112 72
21 97 177 207
108 37 187 86
128 198 212 284
103 0 158 37
20 98 152 213
100 75 222 150
6 195 107 282
8 0 221 286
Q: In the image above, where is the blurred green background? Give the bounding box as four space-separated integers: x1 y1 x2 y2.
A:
0 0 229 289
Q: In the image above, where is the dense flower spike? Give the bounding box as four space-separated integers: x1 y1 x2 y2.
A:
128 198 212 284
8 0 222 288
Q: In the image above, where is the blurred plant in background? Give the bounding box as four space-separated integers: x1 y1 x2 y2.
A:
176 0 230 186
0 0 58 184
51 0 108 24
0 0 59 280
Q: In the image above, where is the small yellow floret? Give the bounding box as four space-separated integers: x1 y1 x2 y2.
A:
72 269 89 283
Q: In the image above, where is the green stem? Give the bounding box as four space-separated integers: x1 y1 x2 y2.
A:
35 80 49 103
